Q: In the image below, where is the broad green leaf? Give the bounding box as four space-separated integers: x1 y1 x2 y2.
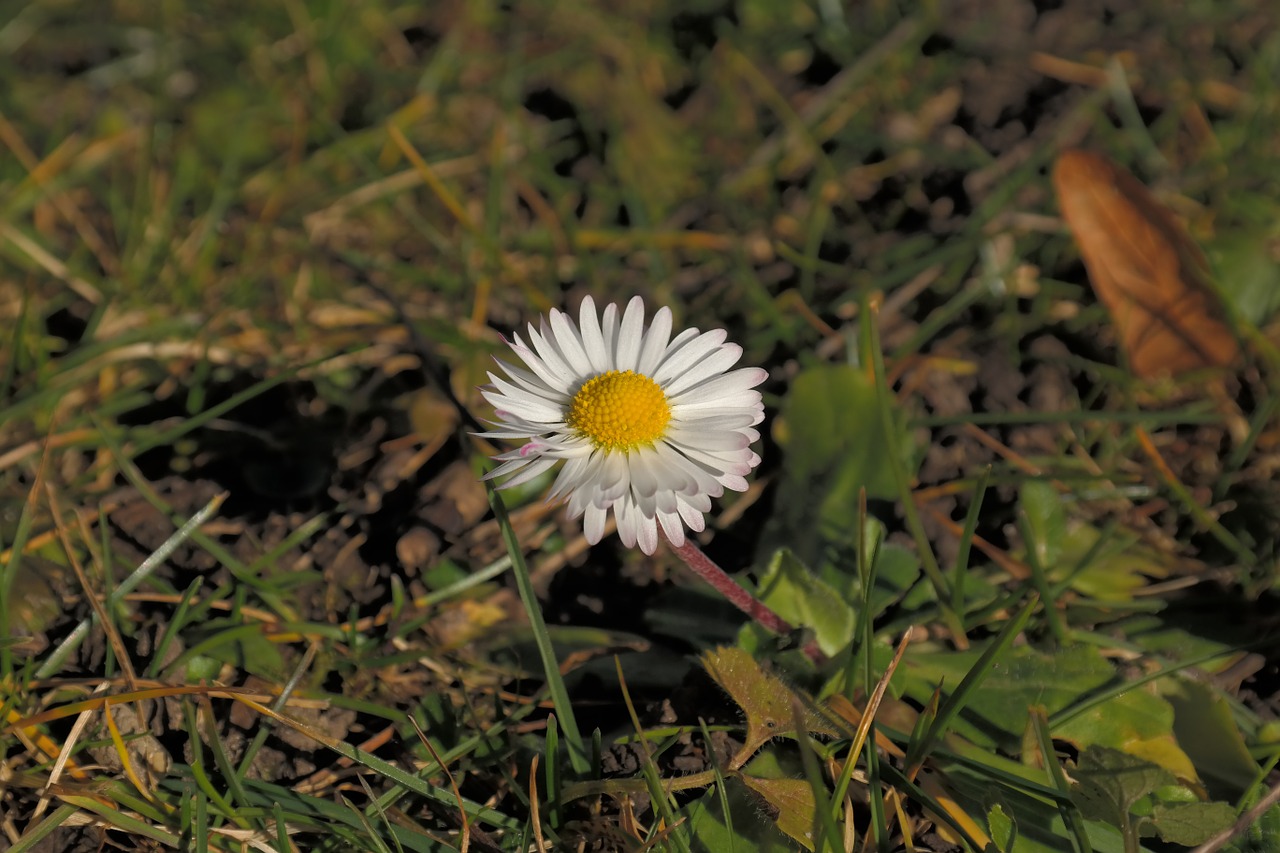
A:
1057 522 1174 600
701 647 842 764
766 364 912 567
905 644 1113 747
1125 614 1246 672
987 803 1016 853
864 539 925 617
1069 746 1233 846
755 549 856 656
1211 230 1280 326
1147 800 1236 846
935 755 1141 853
1019 481 1065 570
1159 677 1259 795
1071 746 1171 830
684 782 793 853
1054 687 1196 781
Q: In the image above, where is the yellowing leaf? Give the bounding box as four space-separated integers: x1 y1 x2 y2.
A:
738 775 818 851
701 647 841 767
1055 687 1197 781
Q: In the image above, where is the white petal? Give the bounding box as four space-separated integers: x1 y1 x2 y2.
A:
578 296 610 372
633 445 693 493
484 375 564 421
677 497 707 531
652 329 728 385
600 302 620 369
497 456 559 489
584 504 608 544
583 452 630 501
669 402 763 422
656 509 685 546
548 308 593 376
669 413 761 432
633 488 658 517
510 336 569 391
526 323 575 380
637 306 673 375
627 451 661 498
662 344 743 397
548 454 593 501
661 327 700 359
482 456 535 482
672 443 756 476
664 428 750 452
669 367 767 405
635 512 658 555
478 426 543 440
492 358 563 399
652 441 724 497
614 499 638 549
615 296 645 372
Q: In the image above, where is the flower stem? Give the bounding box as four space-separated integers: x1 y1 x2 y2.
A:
667 536 826 664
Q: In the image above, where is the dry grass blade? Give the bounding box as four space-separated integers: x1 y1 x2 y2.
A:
410 716 471 853
528 755 548 853
1053 149 1239 379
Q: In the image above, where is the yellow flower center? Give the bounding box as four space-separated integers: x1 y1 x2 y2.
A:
566 370 671 451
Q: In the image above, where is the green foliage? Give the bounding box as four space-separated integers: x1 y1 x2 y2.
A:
1070 746 1234 848
755 548 857 656
766 364 914 568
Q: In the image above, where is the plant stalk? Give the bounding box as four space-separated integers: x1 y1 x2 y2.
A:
667 536 826 664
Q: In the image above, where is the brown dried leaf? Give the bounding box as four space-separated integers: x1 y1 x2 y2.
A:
1052 149 1239 379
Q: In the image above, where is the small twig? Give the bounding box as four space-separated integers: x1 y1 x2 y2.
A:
1190 779 1280 853
666 537 826 664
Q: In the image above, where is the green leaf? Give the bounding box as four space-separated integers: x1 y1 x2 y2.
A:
1211 230 1280 326
1057 522 1174 600
1019 481 1066 570
684 781 793 853
767 364 912 566
755 549 856 656
905 644 1113 748
1068 746 1233 846
1071 746 1172 829
1148 799 1236 846
987 803 1016 853
1054 687 1196 781
1159 677 1260 796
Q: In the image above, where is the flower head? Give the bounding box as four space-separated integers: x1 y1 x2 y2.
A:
480 296 765 555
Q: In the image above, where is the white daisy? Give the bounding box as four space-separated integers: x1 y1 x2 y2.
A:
480 296 766 555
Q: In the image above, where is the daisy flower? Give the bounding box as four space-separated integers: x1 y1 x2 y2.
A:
480 296 765 555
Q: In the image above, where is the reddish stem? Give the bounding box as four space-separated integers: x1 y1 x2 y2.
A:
667 536 826 664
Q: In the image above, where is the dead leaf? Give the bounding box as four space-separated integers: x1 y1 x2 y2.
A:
1052 149 1239 379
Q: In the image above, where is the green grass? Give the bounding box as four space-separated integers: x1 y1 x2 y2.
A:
3 1 1280 850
